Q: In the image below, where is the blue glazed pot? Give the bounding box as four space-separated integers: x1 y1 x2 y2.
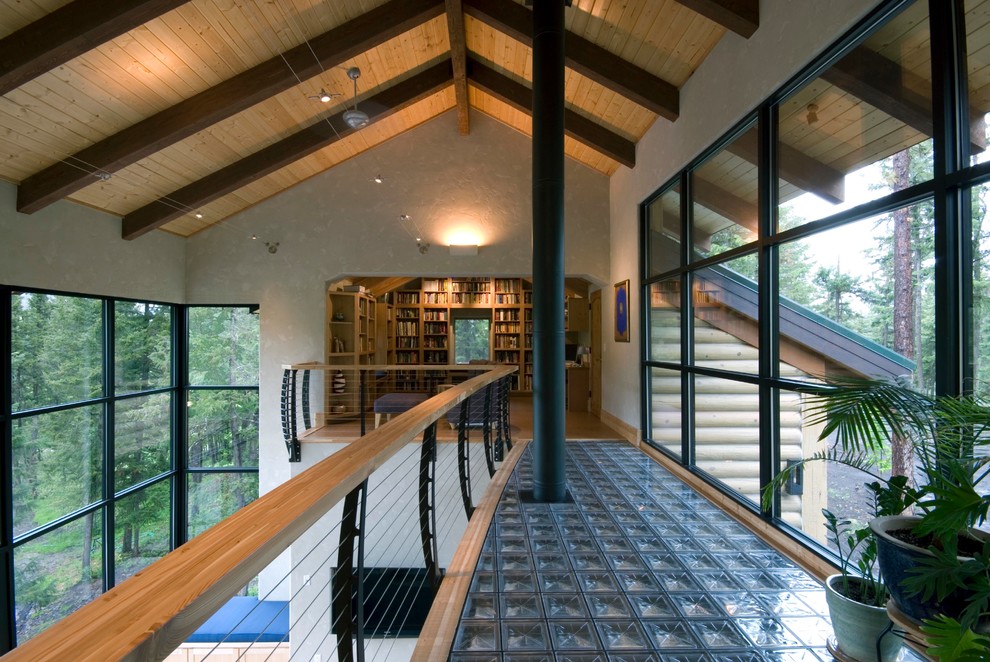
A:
871 515 990 623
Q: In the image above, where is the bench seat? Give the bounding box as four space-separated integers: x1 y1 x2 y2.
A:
373 392 428 428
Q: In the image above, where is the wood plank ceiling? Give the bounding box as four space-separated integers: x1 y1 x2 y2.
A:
0 0 758 238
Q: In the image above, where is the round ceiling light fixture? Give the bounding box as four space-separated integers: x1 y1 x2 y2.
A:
343 67 370 128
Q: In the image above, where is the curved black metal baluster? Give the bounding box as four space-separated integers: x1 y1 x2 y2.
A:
334 480 368 662
418 422 441 591
457 401 474 520
500 376 512 453
302 369 312 430
482 384 495 477
280 368 301 462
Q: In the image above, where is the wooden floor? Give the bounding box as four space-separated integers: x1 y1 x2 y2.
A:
299 394 622 443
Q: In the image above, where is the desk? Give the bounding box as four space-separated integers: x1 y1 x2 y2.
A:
566 365 590 412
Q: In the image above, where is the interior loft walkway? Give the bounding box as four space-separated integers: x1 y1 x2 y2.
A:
450 441 923 661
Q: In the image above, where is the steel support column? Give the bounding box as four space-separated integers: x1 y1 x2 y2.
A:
531 0 567 502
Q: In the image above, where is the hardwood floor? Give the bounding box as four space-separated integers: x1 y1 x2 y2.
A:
299 393 623 443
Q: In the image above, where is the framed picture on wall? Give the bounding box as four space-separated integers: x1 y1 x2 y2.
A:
614 279 629 342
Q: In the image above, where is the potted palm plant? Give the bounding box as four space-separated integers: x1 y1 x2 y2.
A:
770 377 990 660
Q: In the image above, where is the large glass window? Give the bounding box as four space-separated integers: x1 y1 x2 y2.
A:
3 294 259 645
778 0 932 227
186 307 260 539
641 0 977 559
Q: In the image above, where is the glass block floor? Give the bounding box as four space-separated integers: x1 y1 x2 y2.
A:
450 441 923 662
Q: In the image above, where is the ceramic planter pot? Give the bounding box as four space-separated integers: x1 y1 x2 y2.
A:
871 515 990 623
825 574 901 662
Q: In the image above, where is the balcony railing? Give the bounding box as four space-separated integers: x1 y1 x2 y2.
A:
0 364 516 662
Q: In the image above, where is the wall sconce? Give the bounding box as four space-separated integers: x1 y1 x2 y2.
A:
449 244 479 256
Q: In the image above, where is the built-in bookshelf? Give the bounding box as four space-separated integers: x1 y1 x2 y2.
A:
325 289 377 421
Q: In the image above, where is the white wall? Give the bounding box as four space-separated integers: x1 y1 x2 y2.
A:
185 110 611 496
0 180 185 301
604 0 884 435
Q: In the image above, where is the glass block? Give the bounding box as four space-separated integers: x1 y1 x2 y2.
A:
499 536 530 553
622 524 655 537
641 552 682 571
791 591 829 615
539 571 579 592
585 512 614 525
664 537 703 552
535 553 570 571
651 653 708 662
591 523 623 537
683 522 721 537
525 510 554 525
690 620 749 648
570 552 609 571
681 554 721 570
501 571 537 593
766 569 821 590
566 538 599 553
449 654 501 662
656 571 700 592
454 621 499 651
504 620 549 650
613 511 645 524
554 512 586 526
577 572 619 592
554 652 607 662
529 524 558 538
733 571 782 591
630 593 679 619
607 654 658 662
713 553 760 570
706 651 764 662
502 594 543 619
779 616 832 648
671 593 723 618
471 572 496 593
762 649 823 662
606 553 647 572
692 571 744 592
631 537 668 552
585 593 633 618
735 617 803 648
500 523 527 538
544 593 590 619
503 655 553 662
531 536 564 553
615 572 661 592
498 511 524 525
501 553 533 571
641 620 700 649
463 594 497 619
757 592 817 617
597 620 650 650
716 592 772 618
550 620 601 650
560 523 593 538
476 553 495 572
598 537 633 552
747 550 790 567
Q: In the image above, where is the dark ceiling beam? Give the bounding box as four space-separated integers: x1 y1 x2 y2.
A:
18 0 445 215
690 178 757 230
821 45 986 154
467 57 635 168
0 0 190 96
671 0 759 38
122 62 452 240
729 128 845 204
462 0 678 121
445 0 471 134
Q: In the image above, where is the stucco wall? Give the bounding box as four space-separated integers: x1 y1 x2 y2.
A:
184 110 611 497
605 0 884 436
0 180 185 301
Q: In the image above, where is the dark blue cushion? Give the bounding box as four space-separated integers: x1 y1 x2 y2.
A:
374 392 427 413
186 596 289 643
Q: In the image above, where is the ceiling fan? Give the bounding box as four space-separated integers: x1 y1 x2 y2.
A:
342 67 370 129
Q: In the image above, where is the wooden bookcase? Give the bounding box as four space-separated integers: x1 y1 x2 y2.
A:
325 289 376 421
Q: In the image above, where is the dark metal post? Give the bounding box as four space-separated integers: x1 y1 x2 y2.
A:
531 0 567 502
457 402 475 519
418 422 441 590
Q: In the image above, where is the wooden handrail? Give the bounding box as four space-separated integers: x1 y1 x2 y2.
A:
2 365 516 662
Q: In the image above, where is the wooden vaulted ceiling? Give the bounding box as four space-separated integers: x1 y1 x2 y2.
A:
0 0 758 239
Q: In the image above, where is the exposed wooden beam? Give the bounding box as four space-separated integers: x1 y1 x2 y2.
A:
729 128 845 204
0 0 190 96
467 57 635 168
17 0 445 215
821 45 986 154
672 0 759 38
690 178 757 231
122 62 452 240
463 0 678 121
445 0 471 134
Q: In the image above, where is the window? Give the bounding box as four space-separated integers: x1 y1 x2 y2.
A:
454 317 491 364
2 293 259 645
640 0 975 554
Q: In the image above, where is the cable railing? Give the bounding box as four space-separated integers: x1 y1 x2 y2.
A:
1 364 517 662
